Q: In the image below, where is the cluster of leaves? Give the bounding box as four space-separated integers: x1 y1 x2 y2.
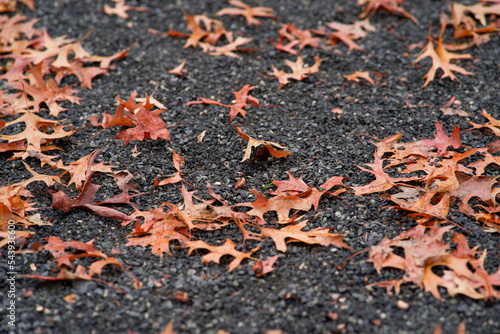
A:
367 224 500 301
127 150 351 274
415 1 500 87
0 1 139 288
23 236 142 291
354 115 500 299
1 0 499 313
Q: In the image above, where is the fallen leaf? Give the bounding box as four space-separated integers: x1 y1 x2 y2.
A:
103 0 149 19
358 0 418 23
186 84 262 121
415 25 473 87
253 255 280 277
185 239 259 272
268 56 321 88
343 71 377 85
216 0 276 26
154 150 190 187
234 125 292 162
197 130 206 143
169 60 187 76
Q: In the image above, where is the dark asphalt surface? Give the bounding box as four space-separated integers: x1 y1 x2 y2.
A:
1 1 500 333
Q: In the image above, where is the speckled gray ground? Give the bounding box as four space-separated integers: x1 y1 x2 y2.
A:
1 1 500 333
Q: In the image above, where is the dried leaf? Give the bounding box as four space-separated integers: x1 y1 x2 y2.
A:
268 56 321 88
234 125 292 162
216 0 276 26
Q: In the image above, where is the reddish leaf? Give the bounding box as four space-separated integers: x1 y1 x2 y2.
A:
51 150 137 221
253 255 280 277
154 150 190 187
423 121 461 156
186 84 261 121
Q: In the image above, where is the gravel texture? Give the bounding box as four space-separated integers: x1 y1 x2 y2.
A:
1 0 500 333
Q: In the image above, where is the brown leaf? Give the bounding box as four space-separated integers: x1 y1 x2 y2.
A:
51 149 137 221
154 150 190 187
253 255 280 277
169 60 187 76
186 84 261 121
103 0 149 19
343 71 378 85
260 220 352 252
324 19 375 51
415 25 473 87
115 103 170 145
358 0 418 23
173 290 190 303
186 239 259 272
199 36 253 58
268 56 321 88
54 153 116 190
24 236 141 290
216 0 276 26
0 109 74 163
234 125 292 162
158 321 175 334
422 121 461 156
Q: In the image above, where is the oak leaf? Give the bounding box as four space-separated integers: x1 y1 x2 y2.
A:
113 94 171 145
169 12 232 49
0 110 74 163
368 223 500 300
154 150 190 187
103 0 149 19
245 189 314 224
422 121 461 156
185 239 259 272
54 153 117 190
452 2 500 27
126 206 191 257
268 56 321 88
270 171 348 211
278 24 321 50
88 91 138 129
260 220 352 252
216 0 276 26
0 184 36 227
323 19 376 51
351 153 417 195
344 71 379 85
0 14 40 47
198 36 253 58
186 84 261 121
24 236 141 290
253 255 280 277
467 109 500 137
8 63 81 117
169 60 187 76
358 0 418 23
451 173 497 215
51 150 137 221
414 25 473 87
234 125 292 162
271 36 300 55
